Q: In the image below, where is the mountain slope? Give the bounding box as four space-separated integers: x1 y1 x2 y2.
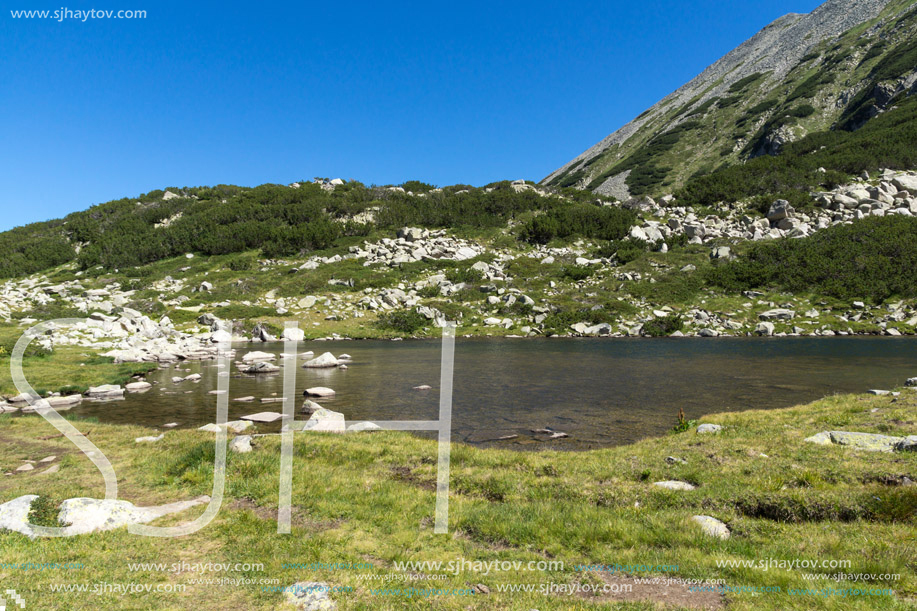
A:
542 0 917 199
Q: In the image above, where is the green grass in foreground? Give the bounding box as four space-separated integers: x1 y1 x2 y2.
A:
0 391 915 610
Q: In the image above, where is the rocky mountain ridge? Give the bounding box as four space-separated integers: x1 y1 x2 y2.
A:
543 0 917 198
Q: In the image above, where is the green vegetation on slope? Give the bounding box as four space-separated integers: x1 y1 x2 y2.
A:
707 216 917 303
0 181 616 280
676 94 917 210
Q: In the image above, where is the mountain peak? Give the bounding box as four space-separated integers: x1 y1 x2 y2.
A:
543 0 910 199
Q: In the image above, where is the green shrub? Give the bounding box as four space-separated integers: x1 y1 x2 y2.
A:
28 496 63 527
560 265 594 281
520 205 635 244
445 267 484 284
706 216 917 302
642 314 683 337
227 254 257 271
375 310 428 334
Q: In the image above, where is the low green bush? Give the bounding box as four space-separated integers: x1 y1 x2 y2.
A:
375 310 428 334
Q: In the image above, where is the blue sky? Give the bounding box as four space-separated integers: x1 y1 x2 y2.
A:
0 0 823 231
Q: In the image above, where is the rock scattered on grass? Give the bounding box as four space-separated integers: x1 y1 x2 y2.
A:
653 481 696 491
692 515 730 539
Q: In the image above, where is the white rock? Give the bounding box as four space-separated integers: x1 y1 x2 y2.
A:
242 351 276 363
135 434 164 443
303 352 339 368
85 385 124 399
759 309 795 321
302 408 346 433
126 381 152 392
697 424 723 434
692 515 730 539
282 328 305 342
56 496 209 535
0 495 39 537
241 411 284 423
653 481 696 491
229 435 253 453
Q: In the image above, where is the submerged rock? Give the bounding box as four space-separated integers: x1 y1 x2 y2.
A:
304 387 335 398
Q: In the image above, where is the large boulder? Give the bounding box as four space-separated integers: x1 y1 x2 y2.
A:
125 381 152 393
303 352 339 368
85 385 124 399
0 495 39 538
759 309 795 321
396 227 425 242
754 322 775 336
282 327 305 342
55 496 210 535
251 323 277 342
304 387 336 398
302 408 345 433
240 361 280 374
766 200 794 222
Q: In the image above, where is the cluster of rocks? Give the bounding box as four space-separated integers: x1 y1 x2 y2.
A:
349 227 483 266
622 170 917 249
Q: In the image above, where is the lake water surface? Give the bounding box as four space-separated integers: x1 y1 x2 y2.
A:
44 337 917 450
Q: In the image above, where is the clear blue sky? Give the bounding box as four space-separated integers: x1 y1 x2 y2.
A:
1 0 823 231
